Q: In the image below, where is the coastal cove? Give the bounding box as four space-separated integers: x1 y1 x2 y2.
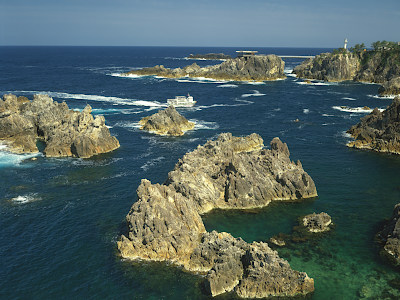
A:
1 46 400 299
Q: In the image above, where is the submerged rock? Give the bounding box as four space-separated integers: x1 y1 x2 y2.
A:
139 106 194 136
377 203 400 266
347 96 400 155
0 94 120 158
118 133 316 298
123 55 286 82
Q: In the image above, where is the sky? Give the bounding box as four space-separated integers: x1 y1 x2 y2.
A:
1 0 399 47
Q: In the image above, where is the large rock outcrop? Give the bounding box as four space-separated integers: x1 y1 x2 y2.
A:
123 55 286 81
118 133 317 298
139 106 194 136
293 52 361 82
377 203 400 266
166 133 317 214
347 97 400 155
0 94 120 158
293 49 400 95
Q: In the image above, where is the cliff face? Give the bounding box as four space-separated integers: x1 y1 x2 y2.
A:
347 96 400 155
293 50 400 95
293 52 361 82
118 133 316 298
123 55 286 81
0 94 120 158
139 106 194 136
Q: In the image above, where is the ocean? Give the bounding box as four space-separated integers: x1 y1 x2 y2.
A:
1 46 399 299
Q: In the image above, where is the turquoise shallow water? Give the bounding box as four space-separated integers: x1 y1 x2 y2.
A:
0 46 399 299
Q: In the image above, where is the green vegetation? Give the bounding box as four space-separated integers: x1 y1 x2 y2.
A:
332 48 348 55
371 40 400 51
349 43 366 54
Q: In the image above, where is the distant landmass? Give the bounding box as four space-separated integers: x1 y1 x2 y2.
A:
187 53 231 60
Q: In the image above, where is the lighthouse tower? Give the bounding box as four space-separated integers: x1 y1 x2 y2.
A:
344 38 348 50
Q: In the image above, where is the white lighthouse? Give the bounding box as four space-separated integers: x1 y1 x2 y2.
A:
344 38 348 50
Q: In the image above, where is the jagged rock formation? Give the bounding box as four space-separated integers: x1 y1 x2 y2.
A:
118 133 317 298
187 53 231 60
301 212 333 233
123 55 286 81
0 94 120 158
347 97 400 155
379 77 400 96
293 52 361 82
139 106 194 136
293 50 400 95
376 203 400 266
166 133 317 214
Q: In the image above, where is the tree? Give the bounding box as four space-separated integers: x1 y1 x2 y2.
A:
350 43 365 53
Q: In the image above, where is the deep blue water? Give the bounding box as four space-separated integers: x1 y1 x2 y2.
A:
1 46 399 299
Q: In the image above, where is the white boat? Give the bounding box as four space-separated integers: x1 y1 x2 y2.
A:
167 94 196 107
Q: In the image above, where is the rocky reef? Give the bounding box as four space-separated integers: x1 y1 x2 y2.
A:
269 212 333 247
118 133 317 298
139 106 194 136
293 49 400 95
347 96 400 155
122 55 286 82
0 94 120 158
376 203 400 266
187 53 231 60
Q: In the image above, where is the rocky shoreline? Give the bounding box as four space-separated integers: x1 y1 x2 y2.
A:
0 94 120 158
347 96 400 155
139 106 194 136
122 55 286 82
118 133 317 298
293 48 400 96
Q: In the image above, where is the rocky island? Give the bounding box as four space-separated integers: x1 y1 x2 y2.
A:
187 53 231 60
0 94 120 158
347 96 400 155
139 106 194 136
122 54 286 82
293 41 400 95
377 203 400 266
118 133 317 298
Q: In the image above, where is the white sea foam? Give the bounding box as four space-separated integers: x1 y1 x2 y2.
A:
296 81 337 86
177 77 228 84
332 106 384 113
245 81 266 85
241 90 266 98
286 73 298 78
114 121 141 130
217 84 238 88
322 113 334 117
342 97 356 101
7 90 166 108
11 193 40 204
303 108 310 114
0 144 40 168
367 94 397 100
190 120 219 130
284 69 294 74
141 156 165 172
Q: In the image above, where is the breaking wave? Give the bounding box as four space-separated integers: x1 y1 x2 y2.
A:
332 106 384 113
241 90 266 98
11 193 41 204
